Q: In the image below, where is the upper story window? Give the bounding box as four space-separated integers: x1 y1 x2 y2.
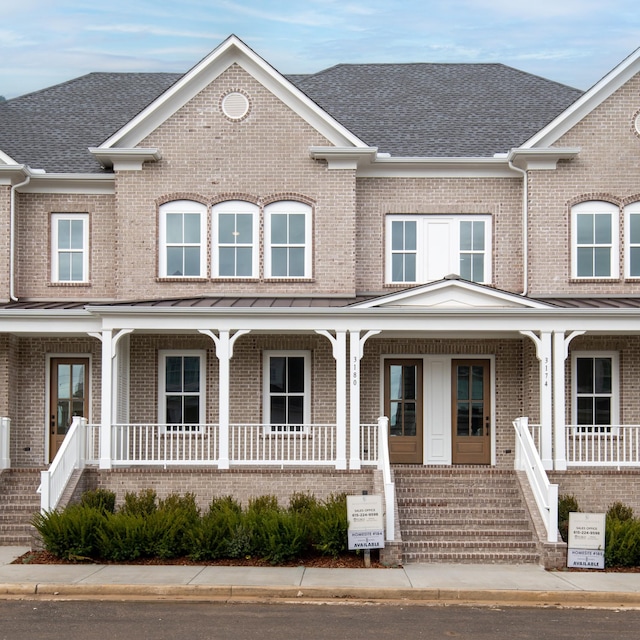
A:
264 201 312 278
212 201 258 278
571 201 618 279
159 200 207 278
386 215 491 285
51 213 89 283
625 202 640 278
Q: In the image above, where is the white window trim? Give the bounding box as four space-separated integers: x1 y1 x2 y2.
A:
158 350 206 432
625 202 640 279
571 201 618 280
264 201 312 279
158 200 207 278
262 350 311 432
211 200 259 279
51 213 89 283
571 351 619 434
384 214 492 285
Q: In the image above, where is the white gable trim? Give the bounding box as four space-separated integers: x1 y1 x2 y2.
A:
351 279 554 310
0 149 18 165
521 47 640 149
100 35 368 151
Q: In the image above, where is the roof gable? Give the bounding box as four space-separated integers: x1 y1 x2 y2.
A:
353 278 553 310
521 46 640 149
99 35 367 152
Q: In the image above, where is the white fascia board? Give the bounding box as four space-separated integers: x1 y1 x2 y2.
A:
21 173 115 195
0 149 18 165
310 146 378 169
507 147 581 170
99 35 366 151
0 164 28 185
0 311 100 335
355 156 519 178
521 47 640 149
89 148 161 171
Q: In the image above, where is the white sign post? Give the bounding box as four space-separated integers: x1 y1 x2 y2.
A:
347 494 385 553
567 512 606 570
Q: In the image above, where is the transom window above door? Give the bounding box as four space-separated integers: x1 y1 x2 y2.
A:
385 214 492 285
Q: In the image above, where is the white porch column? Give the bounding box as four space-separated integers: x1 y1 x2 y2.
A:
200 329 250 470
99 329 113 469
349 330 380 469
521 331 553 469
553 330 585 471
316 330 347 470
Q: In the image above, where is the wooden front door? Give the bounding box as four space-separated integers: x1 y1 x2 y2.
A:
452 359 491 464
50 358 89 462
385 359 423 464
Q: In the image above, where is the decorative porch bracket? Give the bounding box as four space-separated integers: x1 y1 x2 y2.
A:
348 330 380 469
199 329 251 469
552 330 585 471
316 330 348 470
89 328 133 470
520 330 553 470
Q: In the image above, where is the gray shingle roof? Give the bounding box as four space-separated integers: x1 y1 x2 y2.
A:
0 62 582 173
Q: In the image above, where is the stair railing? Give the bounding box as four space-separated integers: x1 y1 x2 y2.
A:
513 416 558 542
39 416 87 512
0 417 9 470
377 416 395 542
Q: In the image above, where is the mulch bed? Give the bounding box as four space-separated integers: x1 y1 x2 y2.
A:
13 549 384 568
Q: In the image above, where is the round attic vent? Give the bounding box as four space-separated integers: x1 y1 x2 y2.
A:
635 112 640 135
221 92 250 120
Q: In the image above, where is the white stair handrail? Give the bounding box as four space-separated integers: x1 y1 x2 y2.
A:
513 416 558 543
0 417 10 470
377 416 395 542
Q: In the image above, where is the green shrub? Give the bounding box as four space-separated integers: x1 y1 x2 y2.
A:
207 495 242 517
605 517 640 567
80 488 116 514
32 505 103 560
288 492 318 515
247 495 279 514
312 493 348 558
558 494 580 542
96 512 148 561
188 504 242 561
607 501 634 522
120 488 157 517
253 509 310 564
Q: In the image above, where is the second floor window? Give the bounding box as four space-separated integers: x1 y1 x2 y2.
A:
265 202 312 278
159 201 207 278
571 201 617 279
386 215 491 285
51 213 88 282
212 201 258 278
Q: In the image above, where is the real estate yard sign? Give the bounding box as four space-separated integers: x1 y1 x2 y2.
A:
567 512 606 570
347 494 385 550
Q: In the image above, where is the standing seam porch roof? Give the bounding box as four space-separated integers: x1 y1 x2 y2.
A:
0 63 582 173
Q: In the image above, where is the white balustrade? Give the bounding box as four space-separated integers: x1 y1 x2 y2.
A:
359 424 379 465
566 425 640 467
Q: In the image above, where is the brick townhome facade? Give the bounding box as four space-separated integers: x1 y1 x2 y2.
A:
2 36 640 559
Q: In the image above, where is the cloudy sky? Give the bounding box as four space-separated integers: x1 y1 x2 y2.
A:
1 0 639 99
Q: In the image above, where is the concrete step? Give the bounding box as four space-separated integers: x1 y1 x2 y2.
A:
402 550 541 564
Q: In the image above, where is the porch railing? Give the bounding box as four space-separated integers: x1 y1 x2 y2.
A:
359 424 379 465
513 417 558 543
566 425 640 467
0 417 9 470
40 416 88 512
377 416 395 542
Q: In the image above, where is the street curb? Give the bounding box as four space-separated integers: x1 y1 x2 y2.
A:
1 583 640 607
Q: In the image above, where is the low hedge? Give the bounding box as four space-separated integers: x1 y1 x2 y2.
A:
33 489 351 564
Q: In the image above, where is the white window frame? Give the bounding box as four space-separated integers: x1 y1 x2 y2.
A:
264 201 312 279
625 202 640 279
263 351 311 433
159 200 207 278
571 351 619 433
571 201 618 279
51 213 89 283
385 214 492 285
212 200 259 279
158 350 206 432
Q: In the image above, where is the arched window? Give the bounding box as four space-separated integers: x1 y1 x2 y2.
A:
159 200 207 278
264 201 312 278
571 201 618 279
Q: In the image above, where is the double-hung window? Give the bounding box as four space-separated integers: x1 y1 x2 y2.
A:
212 201 258 278
386 215 491 284
159 201 206 278
265 202 312 278
625 202 640 278
264 351 310 432
51 213 89 283
159 350 205 431
572 352 618 432
572 201 618 279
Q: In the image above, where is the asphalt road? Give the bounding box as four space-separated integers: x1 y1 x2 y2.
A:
1 600 640 639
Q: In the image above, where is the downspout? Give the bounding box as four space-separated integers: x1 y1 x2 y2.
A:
507 159 528 296
10 169 31 301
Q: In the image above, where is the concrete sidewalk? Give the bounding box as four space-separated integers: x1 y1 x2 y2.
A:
2 546 640 607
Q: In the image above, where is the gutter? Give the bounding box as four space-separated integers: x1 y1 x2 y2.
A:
9 170 31 301
507 159 528 296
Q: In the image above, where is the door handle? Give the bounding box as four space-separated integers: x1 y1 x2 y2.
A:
485 417 490 436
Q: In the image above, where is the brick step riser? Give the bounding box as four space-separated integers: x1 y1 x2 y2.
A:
402 529 534 540
0 536 33 546
0 524 35 534
398 506 528 516
402 553 540 564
